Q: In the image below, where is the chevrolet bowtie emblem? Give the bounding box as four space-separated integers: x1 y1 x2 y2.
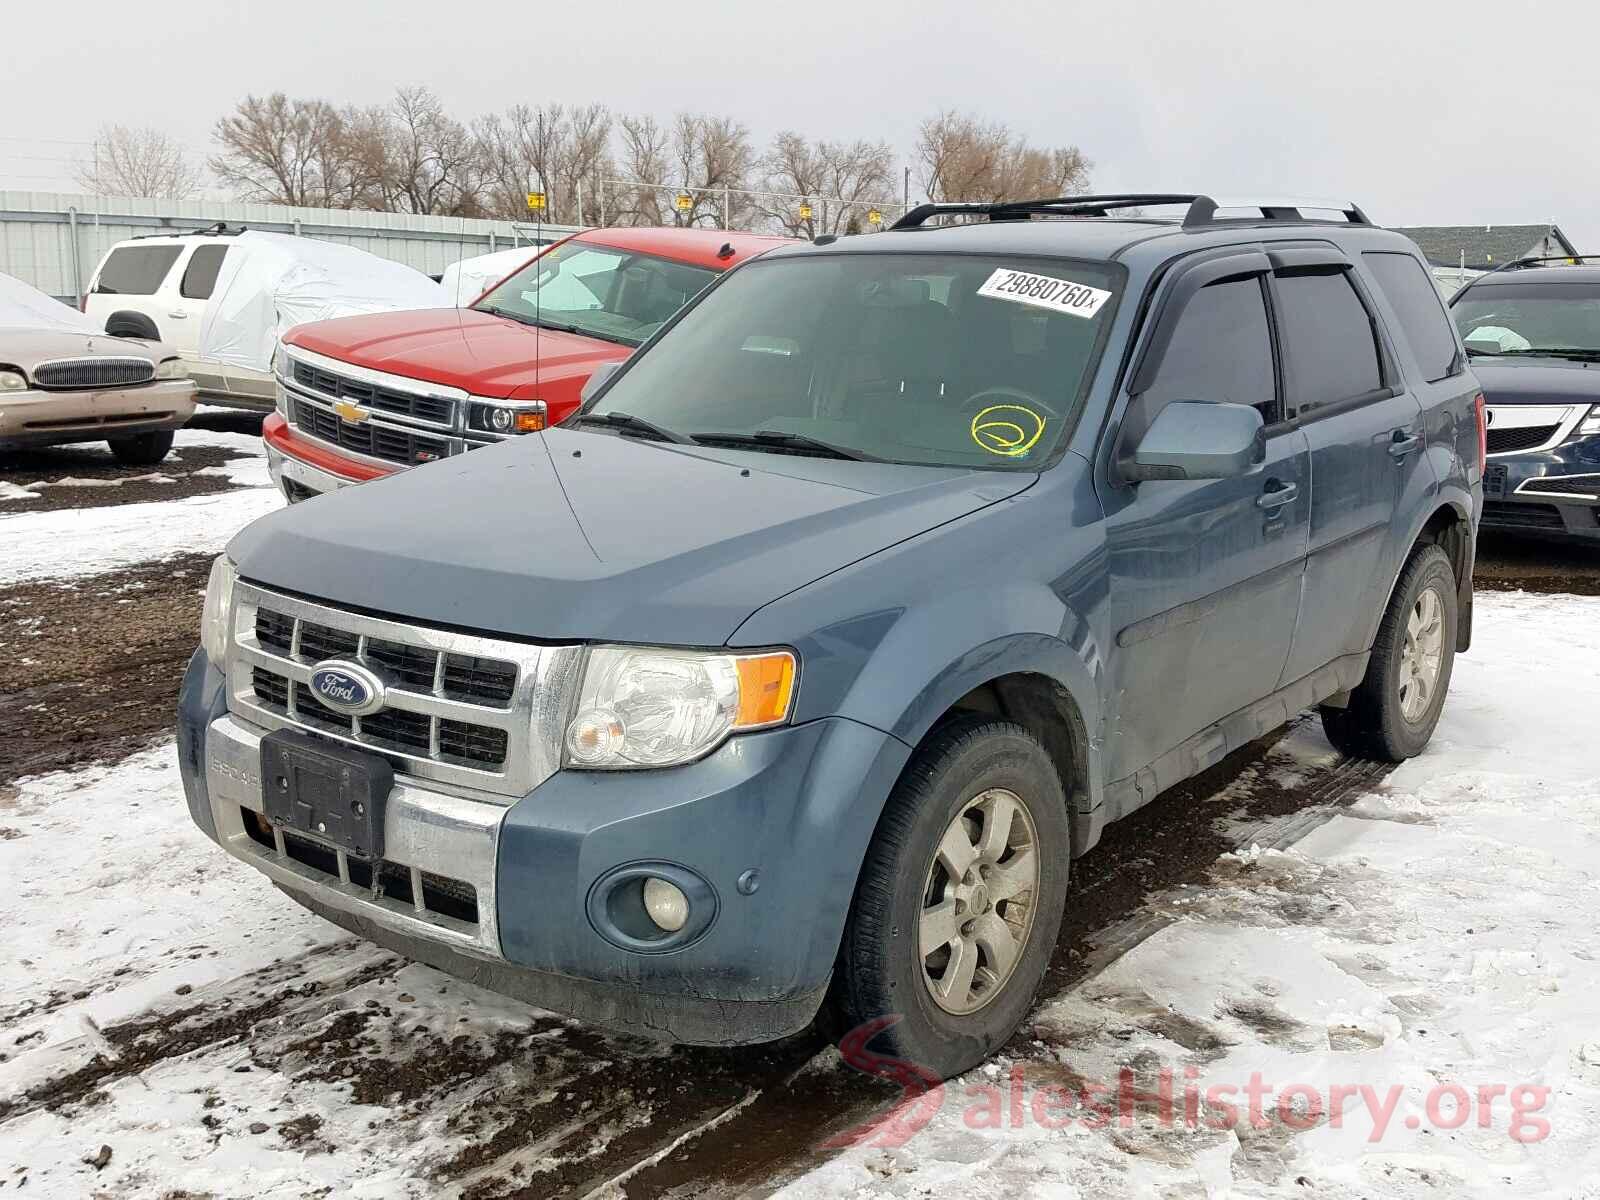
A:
333 400 368 423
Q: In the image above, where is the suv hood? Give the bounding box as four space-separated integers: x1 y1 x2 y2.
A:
1473 357 1600 406
230 427 1033 646
283 308 630 399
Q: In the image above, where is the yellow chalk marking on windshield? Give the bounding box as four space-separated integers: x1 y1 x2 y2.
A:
971 404 1046 457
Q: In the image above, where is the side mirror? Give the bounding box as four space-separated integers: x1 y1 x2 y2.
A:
1127 401 1266 481
580 361 621 404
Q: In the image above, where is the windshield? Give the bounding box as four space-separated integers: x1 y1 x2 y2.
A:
583 252 1121 470
1452 282 1600 356
473 239 716 347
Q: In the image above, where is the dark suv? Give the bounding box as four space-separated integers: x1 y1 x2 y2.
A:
1450 259 1600 541
178 194 1483 1079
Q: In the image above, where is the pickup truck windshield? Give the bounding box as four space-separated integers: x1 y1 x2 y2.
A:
1453 282 1600 356
586 252 1121 470
474 241 716 347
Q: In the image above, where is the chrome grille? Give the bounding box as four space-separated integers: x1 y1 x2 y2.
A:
291 397 452 467
227 582 583 799
292 360 455 425
32 356 155 390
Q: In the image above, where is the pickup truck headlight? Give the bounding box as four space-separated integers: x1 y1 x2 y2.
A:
201 556 238 663
565 647 796 769
155 358 187 380
0 369 27 392
468 398 547 435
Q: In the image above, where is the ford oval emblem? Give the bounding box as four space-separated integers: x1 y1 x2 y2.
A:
308 659 387 716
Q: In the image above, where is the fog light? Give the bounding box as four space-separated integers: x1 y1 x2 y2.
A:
643 877 689 932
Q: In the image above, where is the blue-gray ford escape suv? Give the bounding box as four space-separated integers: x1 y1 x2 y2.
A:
177 194 1484 1079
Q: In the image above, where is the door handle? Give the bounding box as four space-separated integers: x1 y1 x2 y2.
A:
1388 430 1421 458
1256 480 1299 510
168 310 189 319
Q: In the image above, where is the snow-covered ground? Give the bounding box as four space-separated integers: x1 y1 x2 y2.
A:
783 590 1600 1199
0 428 279 585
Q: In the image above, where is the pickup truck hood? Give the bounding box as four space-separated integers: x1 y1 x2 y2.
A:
230 426 1032 646
1472 357 1600 406
283 308 630 399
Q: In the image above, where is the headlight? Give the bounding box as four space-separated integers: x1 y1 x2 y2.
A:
0 369 27 392
201 556 238 663
155 358 187 380
1580 405 1600 436
468 398 547 436
565 647 796 769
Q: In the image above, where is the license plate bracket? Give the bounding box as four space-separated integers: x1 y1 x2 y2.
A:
260 730 393 861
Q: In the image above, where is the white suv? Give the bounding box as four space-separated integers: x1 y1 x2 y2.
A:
84 225 274 412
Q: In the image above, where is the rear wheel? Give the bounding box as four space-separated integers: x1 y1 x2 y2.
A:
825 716 1070 1079
1321 544 1457 761
108 430 175 465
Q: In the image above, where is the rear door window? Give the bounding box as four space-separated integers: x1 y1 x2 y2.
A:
1274 270 1384 415
179 245 229 300
1363 252 1460 382
93 245 182 296
1142 275 1281 425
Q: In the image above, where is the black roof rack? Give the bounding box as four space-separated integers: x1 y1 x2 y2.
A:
130 221 248 241
890 194 1372 232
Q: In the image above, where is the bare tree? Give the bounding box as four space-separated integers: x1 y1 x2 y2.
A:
915 110 1089 205
474 103 611 223
373 86 485 215
759 132 895 238
609 114 670 226
669 114 755 228
75 125 200 200
211 93 353 206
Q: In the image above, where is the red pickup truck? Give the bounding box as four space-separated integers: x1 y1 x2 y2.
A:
263 227 791 500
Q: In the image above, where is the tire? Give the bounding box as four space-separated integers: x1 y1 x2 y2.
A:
1321 544 1457 762
109 430 176 465
104 310 161 341
824 715 1071 1079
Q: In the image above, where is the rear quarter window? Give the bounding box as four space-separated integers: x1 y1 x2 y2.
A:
179 245 229 300
1363 251 1461 382
94 245 182 296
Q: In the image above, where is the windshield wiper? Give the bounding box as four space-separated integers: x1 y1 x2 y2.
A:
569 410 691 444
475 303 535 327
529 317 638 347
1496 347 1600 361
690 430 885 462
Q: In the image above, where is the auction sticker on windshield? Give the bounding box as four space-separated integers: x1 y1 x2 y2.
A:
977 268 1112 319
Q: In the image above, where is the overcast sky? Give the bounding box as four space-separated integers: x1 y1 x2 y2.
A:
4 0 1597 245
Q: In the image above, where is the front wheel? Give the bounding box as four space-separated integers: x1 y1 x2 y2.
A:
108 430 176 465
1321 543 1457 761
825 716 1070 1079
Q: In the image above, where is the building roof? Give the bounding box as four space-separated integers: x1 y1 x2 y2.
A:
1391 224 1579 270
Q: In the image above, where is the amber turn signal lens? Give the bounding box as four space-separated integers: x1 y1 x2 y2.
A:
516 410 547 432
734 652 796 728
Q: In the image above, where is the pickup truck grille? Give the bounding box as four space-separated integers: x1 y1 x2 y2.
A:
227 582 583 799
292 397 452 467
291 361 454 425
32 356 155 390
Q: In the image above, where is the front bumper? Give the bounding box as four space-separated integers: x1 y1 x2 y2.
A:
176 649 910 1044
262 411 394 500
0 379 196 445
1482 432 1600 540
